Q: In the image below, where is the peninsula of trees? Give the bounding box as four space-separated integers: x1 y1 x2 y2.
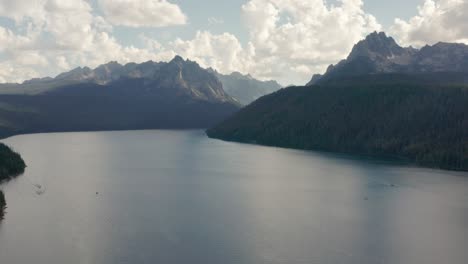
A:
0 143 26 219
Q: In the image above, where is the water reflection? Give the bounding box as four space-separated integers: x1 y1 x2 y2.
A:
0 130 467 264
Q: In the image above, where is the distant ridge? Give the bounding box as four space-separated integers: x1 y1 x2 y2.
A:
0 57 281 106
209 69 282 105
0 56 242 138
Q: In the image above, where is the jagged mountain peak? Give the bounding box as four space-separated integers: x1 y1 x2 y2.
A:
95 61 123 72
308 32 468 85
348 31 406 60
101 61 121 67
228 71 253 80
206 67 218 75
420 41 468 52
55 66 94 81
167 56 205 72
0 63 241 135
2 56 282 106
364 31 392 42
170 55 185 64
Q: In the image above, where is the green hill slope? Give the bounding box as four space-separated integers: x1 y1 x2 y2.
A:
207 75 468 171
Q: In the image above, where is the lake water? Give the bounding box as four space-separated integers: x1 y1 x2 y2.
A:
0 130 467 264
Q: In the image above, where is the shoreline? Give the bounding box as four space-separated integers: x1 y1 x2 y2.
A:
0 127 209 141
0 190 5 220
207 134 468 173
0 143 26 220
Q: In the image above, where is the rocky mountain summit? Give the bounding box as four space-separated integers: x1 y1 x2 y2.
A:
308 32 468 85
0 56 241 137
3 56 236 104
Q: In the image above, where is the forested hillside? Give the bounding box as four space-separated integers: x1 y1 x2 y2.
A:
208 75 468 171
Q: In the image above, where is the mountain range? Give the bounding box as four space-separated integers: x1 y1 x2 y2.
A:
308 32 468 85
208 32 468 171
0 56 246 138
0 57 281 103
210 70 282 105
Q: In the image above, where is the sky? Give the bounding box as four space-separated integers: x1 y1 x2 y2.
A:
1 0 467 85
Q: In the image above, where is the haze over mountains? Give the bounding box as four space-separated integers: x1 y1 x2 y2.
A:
0 56 282 103
210 70 282 105
208 32 468 171
0 56 247 138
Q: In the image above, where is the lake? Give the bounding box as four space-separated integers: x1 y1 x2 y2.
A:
0 130 467 264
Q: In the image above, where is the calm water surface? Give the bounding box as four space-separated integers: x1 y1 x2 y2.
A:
0 130 467 264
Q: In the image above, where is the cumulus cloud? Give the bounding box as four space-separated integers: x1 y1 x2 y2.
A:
391 0 468 46
0 0 383 85
0 0 167 83
239 0 381 83
153 0 382 85
0 62 40 83
98 0 187 28
0 0 46 23
169 31 254 75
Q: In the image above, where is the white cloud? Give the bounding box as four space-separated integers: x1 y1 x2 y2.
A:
0 0 166 83
169 31 254 75
239 0 381 84
154 0 382 85
391 0 468 46
0 26 35 52
55 56 70 70
0 0 46 23
0 62 40 83
98 0 187 28
0 0 97 51
0 0 383 85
